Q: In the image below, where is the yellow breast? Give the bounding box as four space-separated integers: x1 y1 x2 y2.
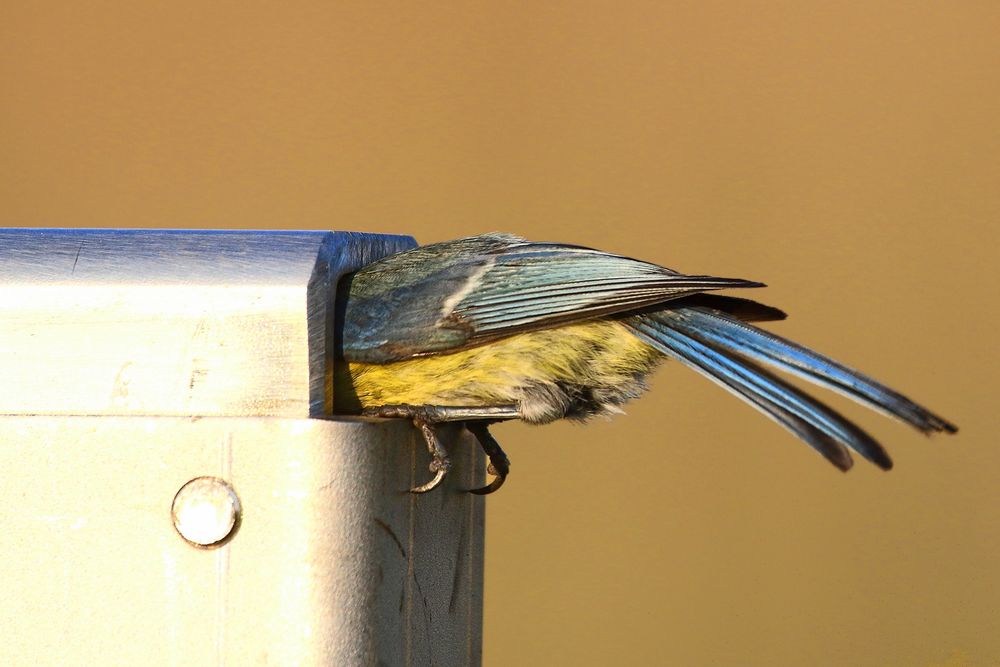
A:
334 319 661 419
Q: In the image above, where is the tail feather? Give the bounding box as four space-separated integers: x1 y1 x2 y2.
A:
661 307 957 435
663 294 788 323
629 317 893 470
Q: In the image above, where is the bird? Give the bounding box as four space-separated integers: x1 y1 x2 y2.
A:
332 233 957 494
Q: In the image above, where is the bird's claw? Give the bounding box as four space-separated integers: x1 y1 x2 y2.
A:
364 405 515 495
468 471 506 495
467 424 510 495
410 464 449 494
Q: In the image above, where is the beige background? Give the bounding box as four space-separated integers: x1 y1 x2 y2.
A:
2 2 996 665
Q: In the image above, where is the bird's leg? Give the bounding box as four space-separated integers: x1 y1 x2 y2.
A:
362 404 519 494
466 421 510 495
411 417 451 494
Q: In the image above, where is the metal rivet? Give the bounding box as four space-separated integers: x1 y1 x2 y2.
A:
172 476 241 548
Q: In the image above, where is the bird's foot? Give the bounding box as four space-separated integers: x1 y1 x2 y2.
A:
409 416 451 494
363 404 518 494
363 405 453 493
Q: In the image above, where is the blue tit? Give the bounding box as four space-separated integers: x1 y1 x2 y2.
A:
333 233 956 493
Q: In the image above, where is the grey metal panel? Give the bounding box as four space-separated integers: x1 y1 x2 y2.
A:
0 229 484 666
0 229 415 417
0 416 484 666
0 228 395 284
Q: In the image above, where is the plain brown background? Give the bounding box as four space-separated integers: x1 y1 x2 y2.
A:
2 2 996 665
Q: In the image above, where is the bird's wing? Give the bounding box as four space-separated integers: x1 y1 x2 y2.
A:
338 233 763 363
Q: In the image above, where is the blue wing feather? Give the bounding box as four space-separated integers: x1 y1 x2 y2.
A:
656 307 957 435
628 315 892 469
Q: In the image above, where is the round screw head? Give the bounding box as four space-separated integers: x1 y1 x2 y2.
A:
172 476 241 548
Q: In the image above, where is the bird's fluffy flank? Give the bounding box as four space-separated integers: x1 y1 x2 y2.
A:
335 319 662 423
